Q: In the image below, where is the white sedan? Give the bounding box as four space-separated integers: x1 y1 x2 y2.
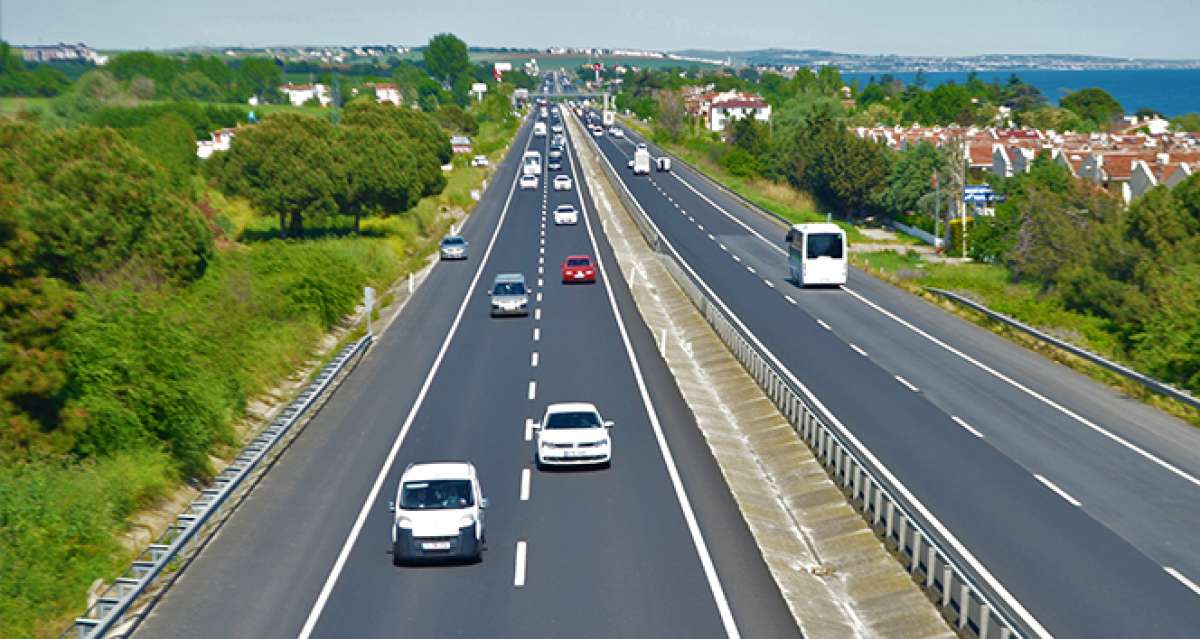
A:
519 174 539 190
608 127 624 138
534 402 612 469
553 175 573 191
553 204 578 225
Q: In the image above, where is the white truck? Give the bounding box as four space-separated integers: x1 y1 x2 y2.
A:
602 110 615 126
655 157 672 172
533 121 547 137
632 148 651 175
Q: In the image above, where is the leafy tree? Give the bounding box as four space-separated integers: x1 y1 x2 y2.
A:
0 41 71 97
120 113 197 182
1060 87 1124 127
423 33 470 87
336 126 423 233
213 113 343 237
433 104 477 134
654 90 687 141
235 57 282 102
172 71 223 101
106 51 182 94
1171 112 1200 132
883 141 949 217
787 113 891 216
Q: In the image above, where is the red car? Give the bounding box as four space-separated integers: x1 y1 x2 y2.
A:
561 255 597 284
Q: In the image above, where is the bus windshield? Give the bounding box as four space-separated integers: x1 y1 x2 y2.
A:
806 233 844 259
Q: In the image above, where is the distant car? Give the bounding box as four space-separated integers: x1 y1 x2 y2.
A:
519 174 539 190
535 402 612 468
389 461 487 564
439 235 468 260
592 127 604 137
553 175 573 191
548 149 562 160
655 157 672 172
548 160 562 171
560 254 596 283
553 204 578 225
608 127 624 138
490 273 529 316
636 143 647 150
470 155 489 168
551 123 563 134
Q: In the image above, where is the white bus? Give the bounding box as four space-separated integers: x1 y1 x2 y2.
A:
786 223 847 286
522 151 542 176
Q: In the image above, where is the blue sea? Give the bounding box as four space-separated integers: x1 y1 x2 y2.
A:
842 69 1200 117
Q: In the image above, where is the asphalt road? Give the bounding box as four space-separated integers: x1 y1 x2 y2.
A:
135 114 798 639
590 117 1200 637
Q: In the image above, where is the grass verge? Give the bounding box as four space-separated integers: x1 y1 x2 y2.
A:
854 250 1200 427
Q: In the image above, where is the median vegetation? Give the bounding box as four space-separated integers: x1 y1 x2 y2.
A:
0 32 520 637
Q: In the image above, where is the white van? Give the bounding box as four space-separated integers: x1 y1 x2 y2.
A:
786 223 848 286
533 121 547 137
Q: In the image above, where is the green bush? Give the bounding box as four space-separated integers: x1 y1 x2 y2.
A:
0 451 174 639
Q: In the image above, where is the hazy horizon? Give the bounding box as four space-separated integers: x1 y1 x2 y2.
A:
6 0 1199 59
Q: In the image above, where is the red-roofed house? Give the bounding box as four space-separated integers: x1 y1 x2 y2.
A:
702 90 771 132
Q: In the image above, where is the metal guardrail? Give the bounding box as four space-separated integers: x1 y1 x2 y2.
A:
927 287 1200 412
63 334 373 639
576 113 1029 639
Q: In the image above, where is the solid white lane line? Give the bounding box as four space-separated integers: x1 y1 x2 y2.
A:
525 418 535 442
533 327 540 342
514 541 527 587
895 375 920 392
849 343 868 357
816 319 831 330
670 172 784 255
520 468 531 501
590 140 1050 638
531 352 539 367
784 295 797 305
567 123 740 638
839 285 1200 491
1034 474 1081 507
534 308 541 321
764 279 775 288
1164 567 1200 597
297 120 536 639
951 415 985 438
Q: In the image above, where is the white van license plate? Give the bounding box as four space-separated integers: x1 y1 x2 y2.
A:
422 541 451 550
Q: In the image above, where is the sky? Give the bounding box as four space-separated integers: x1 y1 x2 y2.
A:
6 0 1200 59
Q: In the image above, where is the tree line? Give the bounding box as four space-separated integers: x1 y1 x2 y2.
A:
0 41 72 97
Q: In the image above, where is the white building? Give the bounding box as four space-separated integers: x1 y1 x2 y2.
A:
704 91 771 133
280 83 332 107
196 128 238 159
369 82 403 106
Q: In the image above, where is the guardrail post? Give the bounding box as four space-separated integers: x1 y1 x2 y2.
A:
926 547 937 588
959 583 971 629
873 489 884 525
979 604 991 639
885 501 895 539
910 534 922 575
942 566 954 608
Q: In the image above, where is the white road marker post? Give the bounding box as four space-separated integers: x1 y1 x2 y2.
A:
363 286 376 337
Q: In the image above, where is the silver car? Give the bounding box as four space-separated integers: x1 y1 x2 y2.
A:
489 273 529 316
440 235 469 260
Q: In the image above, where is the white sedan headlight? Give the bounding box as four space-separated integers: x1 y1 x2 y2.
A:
396 517 414 529
457 515 477 528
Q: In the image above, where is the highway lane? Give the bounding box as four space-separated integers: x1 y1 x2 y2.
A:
136 113 797 639
603 122 1200 583
586 115 1200 636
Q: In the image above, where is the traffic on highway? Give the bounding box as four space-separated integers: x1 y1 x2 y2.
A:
585 109 1200 637
134 95 796 639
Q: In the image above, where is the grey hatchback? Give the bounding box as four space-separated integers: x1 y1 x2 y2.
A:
489 273 529 316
